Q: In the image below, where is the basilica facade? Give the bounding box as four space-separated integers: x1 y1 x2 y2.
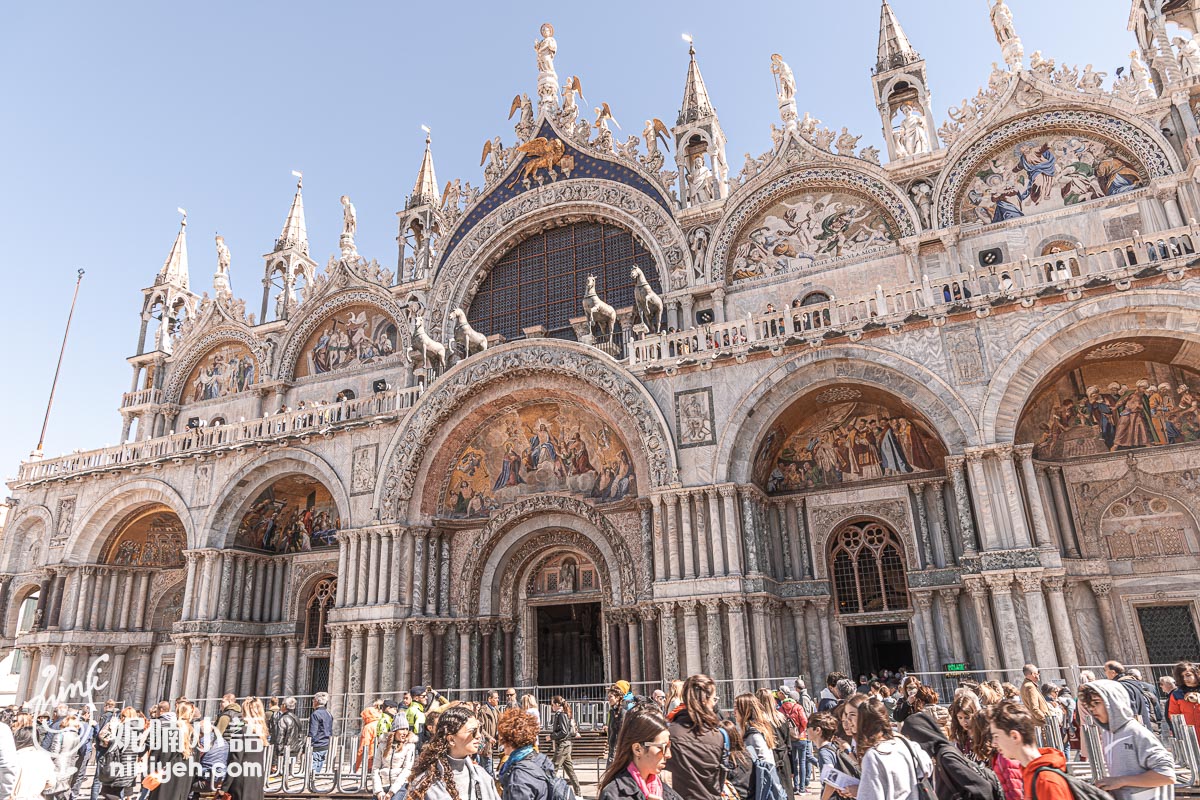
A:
6 0 1200 714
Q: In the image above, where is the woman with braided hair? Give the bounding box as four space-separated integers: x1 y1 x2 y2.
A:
406 706 499 800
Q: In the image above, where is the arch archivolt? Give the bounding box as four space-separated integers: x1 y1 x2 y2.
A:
277 288 411 382
201 449 351 549
984 289 1200 443
163 327 266 405
377 339 678 521
145 572 187 632
933 106 1178 229
1068 461 1200 560
429 179 689 338
3 579 42 640
712 345 980 486
456 494 641 616
501 532 611 617
66 479 194 565
2 505 52 574
709 163 921 283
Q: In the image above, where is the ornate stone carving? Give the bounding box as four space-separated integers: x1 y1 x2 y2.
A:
276 290 411 382
350 444 378 496
809 498 916 569
53 497 76 546
381 342 676 516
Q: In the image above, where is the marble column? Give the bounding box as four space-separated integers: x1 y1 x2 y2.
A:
939 588 966 664
409 624 424 689
336 534 350 606
181 554 198 621
945 457 979 555
693 492 712 578
701 599 725 680
748 597 772 682
986 573 1025 671
786 499 806 579
425 534 439 617
169 639 187 700
501 620 516 688
912 592 939 672
964 452 1001 550
658 602 678 680
665 495 681 580
927 482 953 567
458 621 474 690
432 622 449 689
328 629 348 729
640 607 662 683
1090 579 1123 661
679 493 697 580
184 640 203 699
368 533 382 606
1014 445 1053 548
75 568 93 630
205 637 228 712
360 532 374 608
388 528 403 604
774 501 793 581
229 558 245 621
133 647 153 709
681 602 702 677
216 554 234 620
364 624 381 700
1016 572 1057 672
995 446 1034 548
966 578 1000 673
439 536 451 615
706 490 727 576
240 639 257 697
787 601 810 681
627 616 643 683
411 530 427 612
814 597 835 680
378 622 396 693
479 621 495 688
1043 576 1081 686
349 626 366 698
227 639 244 696
720 487 743 575
739 491 761 575
910 482 933 569
725 598 750 694
1048 468 1082 558
647 495 665 582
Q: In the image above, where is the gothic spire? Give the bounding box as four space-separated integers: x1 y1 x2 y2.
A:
877 0 920 73
158 211 189 289
677 41 715 126
408 133 440 209
276 173 309 256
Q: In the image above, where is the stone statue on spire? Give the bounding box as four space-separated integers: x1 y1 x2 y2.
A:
990 0 1024 70
771 54 799 130
341 195 357 237
535 23 559 108
214 234 232 300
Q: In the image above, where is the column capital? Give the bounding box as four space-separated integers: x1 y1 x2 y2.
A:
134 645 154 657
329 627 348 642
1014 571 1043 593
984 571 1015 592
748 595 771 612
964 449 987 465
113 645 130 655
962 576 988 598
785 598 808 612
912 591 934 611
909 480 927 495
1013 443 1037 460
637 604 659 622
723 596 745 612
681 600 701 617
210 634 231 647
456 619 477 635
478 618 498 636
409 619 430 635
717 485 739 499
811 595 831 612
500 618 517 634
939 586 961 601
430 620 450 636
1089 578 1113 596
944 454 966 469
1042 574 1066 593
699 597 723 615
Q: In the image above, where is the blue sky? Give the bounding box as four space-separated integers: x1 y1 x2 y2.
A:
0 0 1135 490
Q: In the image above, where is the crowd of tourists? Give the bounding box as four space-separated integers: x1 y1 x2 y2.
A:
0 659 1197 800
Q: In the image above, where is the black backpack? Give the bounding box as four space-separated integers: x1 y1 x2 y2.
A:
940 749 1003 800
1029 766 1117 800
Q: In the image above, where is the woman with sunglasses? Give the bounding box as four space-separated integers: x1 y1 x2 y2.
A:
598 708 683 800
406 706 499 800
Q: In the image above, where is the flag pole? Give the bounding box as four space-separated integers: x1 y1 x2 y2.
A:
32 268 85 460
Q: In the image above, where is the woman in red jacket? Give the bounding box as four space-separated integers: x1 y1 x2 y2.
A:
970 712 1022 800
1168 661 1200 734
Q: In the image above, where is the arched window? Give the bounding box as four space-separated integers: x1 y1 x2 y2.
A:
467 221 660 342
305 577 336 649
829 521 909 614
800 291 831 306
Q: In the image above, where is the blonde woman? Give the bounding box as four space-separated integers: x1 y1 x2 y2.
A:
734 693 776 762
666 680 685 715
520 694 541 728
150 701 194 800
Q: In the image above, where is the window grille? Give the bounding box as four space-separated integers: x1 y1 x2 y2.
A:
1138 605 1200 665
829 521 910 614
304 577 337 649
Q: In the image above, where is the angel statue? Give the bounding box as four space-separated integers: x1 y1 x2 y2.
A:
509 93 535 140
561 76 584 118
341 195 357 237
480 136 506 184
593 103 619 151
642 118 670 171
440 179 462 215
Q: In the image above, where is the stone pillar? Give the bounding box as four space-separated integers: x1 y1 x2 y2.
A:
706 490 727 576
229 557 245 622
739 490 761 574
787 601 810 681
1090 579 1123 661
773 501 793 581
680 602 702 677
693 493 712 578
996 446 1034 548
458 621 474 690
389 528 404 604
1016 572 1057 672
1043 576 1081 687
133 646 153 709
336 534 350 606
748 597 772 682
912 592 939 672
725 599 750 694
679 493 696 579
479 621 495 688
814 597 835 679
184 640 203 698
640 607 662 683
939 588 966 664
649 495 667 581
227 639 244 696
1048 468 1082 558
348 625 366 698
439 536 451 614
14 648 35 704
411 530 427 612
986 573 1024 671
786 499 807 578
216 554 234 620
168 639 187 699
431 621 448 689
665 495 681 580
627 616 643 683
1014 445 1053 548
368 533 382 606
359 532 373 608
364 624 380 700
964 452 1001 550
205 637 228 713
74 568 93 630
910 482 933 569
700 599 724 680
719 487 743 574
501 620 516 687
945 457 978 555
425 533 439 617
329 629 348 729
181 553 198 621
659 602 678 680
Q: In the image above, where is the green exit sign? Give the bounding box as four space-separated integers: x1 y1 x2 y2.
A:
944 662 968 673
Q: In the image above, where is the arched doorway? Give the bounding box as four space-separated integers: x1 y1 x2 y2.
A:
828 519 914 677
525 552 605 685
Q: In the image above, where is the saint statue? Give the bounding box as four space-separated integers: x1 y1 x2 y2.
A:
215 234 231 274
687 155 715 205
1176 36 1200 78
1130 50 1152 94
340 195 357 237
990 0 1017 45
534 22 559 104
894 105 930 157
771 54 796 103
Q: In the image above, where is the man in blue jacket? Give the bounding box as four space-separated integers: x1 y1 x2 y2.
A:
308 692 334 774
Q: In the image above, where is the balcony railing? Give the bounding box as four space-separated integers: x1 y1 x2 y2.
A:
629 223 1199 367
16 387 424 484
121 388 162 408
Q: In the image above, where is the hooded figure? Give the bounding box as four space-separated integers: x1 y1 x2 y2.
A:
1084 680 1174 800
900 712 998 800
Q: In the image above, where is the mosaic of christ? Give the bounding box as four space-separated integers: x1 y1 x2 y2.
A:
185 343 257 403
295 304 399 378
753 386 946 492
443 401 636 518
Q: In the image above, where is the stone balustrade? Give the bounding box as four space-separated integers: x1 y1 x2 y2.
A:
629 222 1200 367
121 387 162 408
15 386 424 485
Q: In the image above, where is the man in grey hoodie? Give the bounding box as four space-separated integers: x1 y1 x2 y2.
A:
1079 679 1175 800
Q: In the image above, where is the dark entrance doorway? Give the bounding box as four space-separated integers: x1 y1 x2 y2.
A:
846 623 914 678
537 602 604 685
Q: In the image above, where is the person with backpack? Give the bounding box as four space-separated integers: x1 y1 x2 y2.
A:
853 698 932 800
780 694 810 793
987 700 1074 800
968 712 1022 800
549 697 583 798
756 689 795 800
734 694 787 800
900 709 1001 800
1103 662 1152 730
665 674 726 800
497 707 572 800
597 708 683 800
95 708 144 800
808 712 856 800
1079 681 1175 800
